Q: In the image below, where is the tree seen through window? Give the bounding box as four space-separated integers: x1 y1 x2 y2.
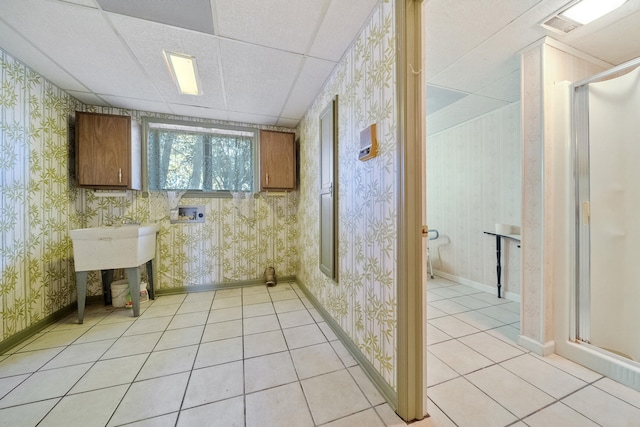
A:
146 119 255 193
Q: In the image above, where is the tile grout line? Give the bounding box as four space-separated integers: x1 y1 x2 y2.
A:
171 290 216 426
103 295 180 427
1 303 153 421
427 277 629 425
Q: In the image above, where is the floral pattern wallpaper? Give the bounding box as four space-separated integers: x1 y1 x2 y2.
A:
76 105 298 298
297 1 398 389
427 102 522 298
0 48 297 342
0 50 81 339
1 0 398 393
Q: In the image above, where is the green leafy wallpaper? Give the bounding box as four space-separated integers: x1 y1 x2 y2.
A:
0 50 297 341
296 1 398 389
77 106 298 298
0 50 82 340
0 1 398 393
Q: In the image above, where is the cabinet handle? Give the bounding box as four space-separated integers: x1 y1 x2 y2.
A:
118 168 122 183
266 173 269 185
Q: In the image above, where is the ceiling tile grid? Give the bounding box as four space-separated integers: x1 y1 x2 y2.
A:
307 0 380 62
218 38 303 117
67 90 110 107
212 0 330 55
169 103 229 122
99 95 175 116
0 19 86 93
0 0 383 126
424 0 541 79
280 56 337 119
106 13 227 110
427 94 511 136
97 0 215 35
1 0 640 130
566 9 640 64
475 69 521 104
1 0 162 100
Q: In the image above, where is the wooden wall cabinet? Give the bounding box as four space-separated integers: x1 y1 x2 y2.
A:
75 111 141 190
259 130 296 191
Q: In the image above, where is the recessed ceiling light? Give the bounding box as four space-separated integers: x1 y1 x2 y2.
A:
163 51 202 96
561 0 627 25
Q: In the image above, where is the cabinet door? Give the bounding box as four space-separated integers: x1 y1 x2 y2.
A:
76 112 131 187
260 130 295 190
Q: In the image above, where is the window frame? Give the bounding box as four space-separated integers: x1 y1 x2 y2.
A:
142 117 259 197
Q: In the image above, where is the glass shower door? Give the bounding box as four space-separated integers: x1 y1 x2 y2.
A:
575 64 640 362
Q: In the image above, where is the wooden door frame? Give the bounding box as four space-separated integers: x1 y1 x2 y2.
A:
396 0 427 422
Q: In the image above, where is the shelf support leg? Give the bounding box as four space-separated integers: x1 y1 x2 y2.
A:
495 235 502 298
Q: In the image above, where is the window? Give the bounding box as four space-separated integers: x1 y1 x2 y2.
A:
144 118 257 194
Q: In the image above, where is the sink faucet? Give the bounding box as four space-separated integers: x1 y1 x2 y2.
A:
120 217 141 225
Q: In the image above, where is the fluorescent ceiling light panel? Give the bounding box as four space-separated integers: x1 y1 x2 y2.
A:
164 51 201 95
561 0 627 25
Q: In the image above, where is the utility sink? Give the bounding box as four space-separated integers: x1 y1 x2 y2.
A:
70 224 160 271
70 223 160 323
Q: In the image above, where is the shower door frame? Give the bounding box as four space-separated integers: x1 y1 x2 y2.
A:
572 56 640 358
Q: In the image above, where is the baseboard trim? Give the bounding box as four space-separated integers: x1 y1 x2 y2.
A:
154 276 297 296
295 278 398 410
433 270 521 303
0 302 79 355
518 335 555 356
0 276 296 354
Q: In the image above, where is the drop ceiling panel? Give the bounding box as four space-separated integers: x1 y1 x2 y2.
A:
212 0 330 54
96 0 215 34
227 111 280 127
475 68 521 103
67 90 109 106
425 0 541 79
429 24 529 94
168 104 229 122
281 57 336 119
0 0 161 100
307 0 379 61
427 94 510 136
107 13 226 110
566 10 640 65
426 85 469 116
99 95 174 115
5 0 640 132
277 117 299 128
61 0 99 7
0 19 87 92
219 39 303 117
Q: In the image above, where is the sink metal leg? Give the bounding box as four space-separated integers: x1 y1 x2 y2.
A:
146 260 155 300
126 267 141 317
76 271 88 324
100 269 113 305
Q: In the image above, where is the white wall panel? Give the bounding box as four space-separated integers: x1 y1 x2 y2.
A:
427 102 522 296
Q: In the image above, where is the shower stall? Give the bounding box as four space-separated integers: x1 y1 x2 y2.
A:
573 57 640 364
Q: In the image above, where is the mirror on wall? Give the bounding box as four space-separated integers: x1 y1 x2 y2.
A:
319 96 338 281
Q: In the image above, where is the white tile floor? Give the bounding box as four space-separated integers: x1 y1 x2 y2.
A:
0 278 639 426
426 276 640 426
